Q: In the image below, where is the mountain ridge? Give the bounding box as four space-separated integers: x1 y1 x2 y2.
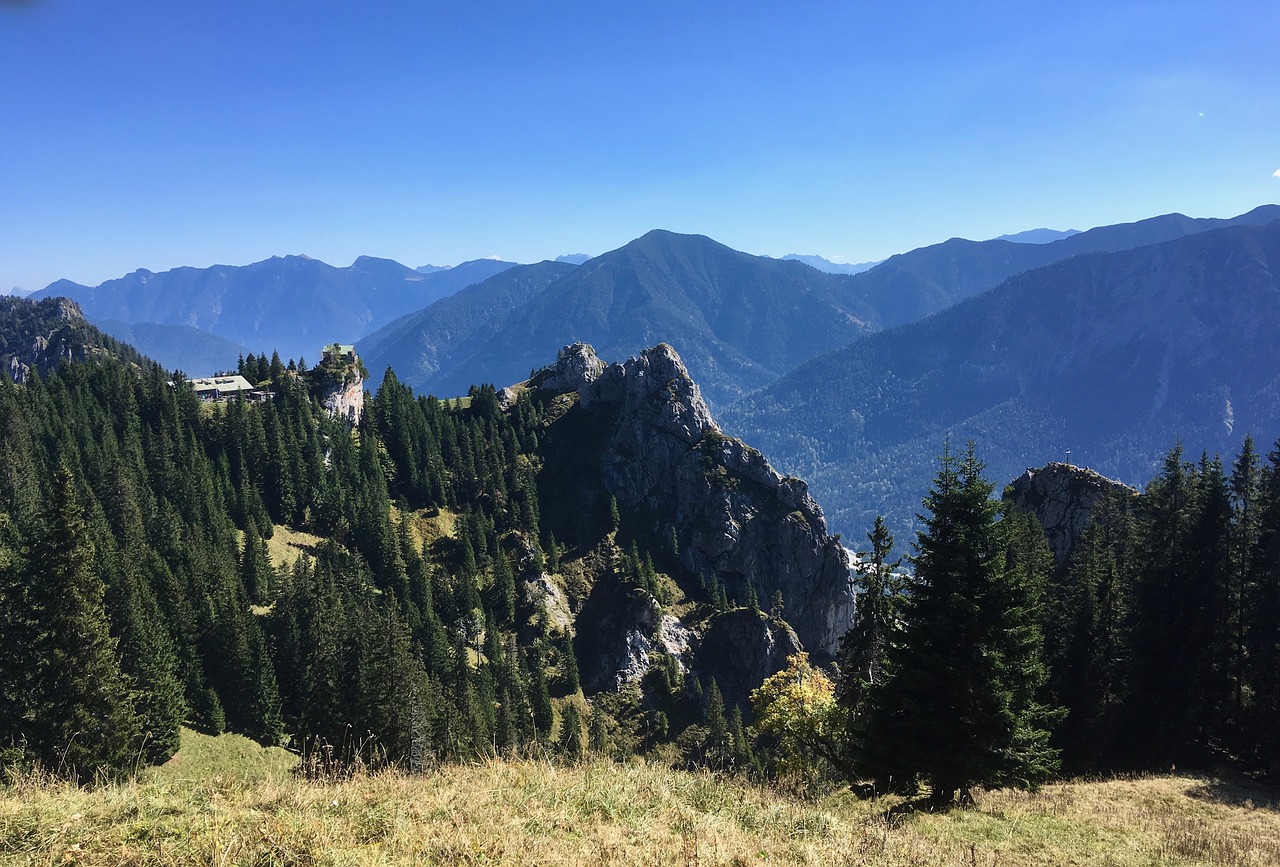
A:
31 255 521 366
362 229 875 407
723 219 1280 539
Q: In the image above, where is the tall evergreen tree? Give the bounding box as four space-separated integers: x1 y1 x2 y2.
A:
857 444 1059 808
838 516 901 730
558 701 584 760
1047 489 1136 772
1245 440 1280 773
24 465 142 779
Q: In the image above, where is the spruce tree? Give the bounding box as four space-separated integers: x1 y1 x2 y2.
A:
838 516 901 728
857 444 1059 808
587 703 610 757
705 680 731 770
1230 437 1261 724
1048 489 1135 772
0 509 31 767
26 465 142 779
558 702 584 760
559 632 580 695
1245 440 1280 772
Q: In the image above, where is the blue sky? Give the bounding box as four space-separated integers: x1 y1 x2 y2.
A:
2 0 1277 291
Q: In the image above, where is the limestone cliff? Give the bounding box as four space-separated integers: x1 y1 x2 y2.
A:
321 373 364 427
532 342 855 659
314 344 365 427
697 610 802 710
1004 462 1137 568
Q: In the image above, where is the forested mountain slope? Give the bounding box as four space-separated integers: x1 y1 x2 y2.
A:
362 230 875 407
723 220 1280 540
0 302 852 780
91 319 252 376
357 260 581 390
839 202 1280 327
844 204 1280 328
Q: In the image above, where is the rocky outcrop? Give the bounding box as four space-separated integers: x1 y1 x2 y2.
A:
575 578 694 691
2 297 105 383
535 342 855 658
531 343 608 395
321 373 364 427
525 573 573 633
697 610 801 710
1005 462 1138 568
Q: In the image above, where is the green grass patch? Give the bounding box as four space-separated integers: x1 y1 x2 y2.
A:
265 524 327 570
146 727 298 787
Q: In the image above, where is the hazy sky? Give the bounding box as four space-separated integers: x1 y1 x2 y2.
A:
2 0 1277 291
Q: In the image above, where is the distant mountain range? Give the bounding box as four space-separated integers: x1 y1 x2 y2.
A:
33 256 520 372
26 205 1280 543
839 205 1280 329
722 219 1280 540
359 207 1280 407
780 254 879 275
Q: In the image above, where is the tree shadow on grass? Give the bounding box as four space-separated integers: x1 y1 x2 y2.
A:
1185 775 1280 810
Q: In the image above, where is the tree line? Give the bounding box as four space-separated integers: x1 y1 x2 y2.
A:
6 345 1280 802
754 438 1280 807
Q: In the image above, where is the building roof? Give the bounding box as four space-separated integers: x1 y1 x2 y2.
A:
188 375 256 393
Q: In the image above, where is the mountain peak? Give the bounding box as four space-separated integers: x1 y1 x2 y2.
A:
991 228 1081 244
531 342 854 656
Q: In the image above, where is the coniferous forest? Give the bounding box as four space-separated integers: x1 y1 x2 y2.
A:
3 320 1280 809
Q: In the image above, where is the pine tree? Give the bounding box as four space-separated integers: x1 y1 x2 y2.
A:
558 701 584 760
857 444 1059 808
26 465 142 779
838 516 901 729
704 680 730 770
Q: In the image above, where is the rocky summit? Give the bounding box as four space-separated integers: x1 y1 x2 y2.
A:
532 342 855 659
1005 462 1138 568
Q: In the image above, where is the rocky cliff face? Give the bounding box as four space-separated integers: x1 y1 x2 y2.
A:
534 342 855 658
574 576 695 692
322 373 364 427
1 297 111 383
1004 462 1137 568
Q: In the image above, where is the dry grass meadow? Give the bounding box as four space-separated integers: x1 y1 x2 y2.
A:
4 729 1280 866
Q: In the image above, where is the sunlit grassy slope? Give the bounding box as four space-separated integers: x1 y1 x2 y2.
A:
4 728 1280 865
